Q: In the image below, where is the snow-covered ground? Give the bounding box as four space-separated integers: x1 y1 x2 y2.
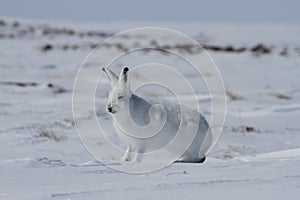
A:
0 18 300 199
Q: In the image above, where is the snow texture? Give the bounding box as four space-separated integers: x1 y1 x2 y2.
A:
0 18 300 199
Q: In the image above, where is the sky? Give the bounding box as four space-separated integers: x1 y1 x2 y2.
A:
0 0 299 23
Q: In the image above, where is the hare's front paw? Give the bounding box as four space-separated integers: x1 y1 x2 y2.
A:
121 146 132 161
121 155 131 161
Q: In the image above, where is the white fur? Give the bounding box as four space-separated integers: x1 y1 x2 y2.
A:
103 67 212 163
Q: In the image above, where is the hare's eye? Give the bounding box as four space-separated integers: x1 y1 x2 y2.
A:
117 95 123 100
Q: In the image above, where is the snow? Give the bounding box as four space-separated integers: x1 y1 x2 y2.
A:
0 17 300 199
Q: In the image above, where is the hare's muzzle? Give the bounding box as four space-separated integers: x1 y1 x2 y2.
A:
107 105 116 113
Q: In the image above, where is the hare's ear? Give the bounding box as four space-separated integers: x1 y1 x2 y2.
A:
102 68 119 88
119 66 130 92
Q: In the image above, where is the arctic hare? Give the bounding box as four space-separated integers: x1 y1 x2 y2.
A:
103 66 212 163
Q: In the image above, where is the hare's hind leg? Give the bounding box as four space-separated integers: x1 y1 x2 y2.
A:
195 156 206 163
175 157 206 163
176 151 206 163
121 145 133 161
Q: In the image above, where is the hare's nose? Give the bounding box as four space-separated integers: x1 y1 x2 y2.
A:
107 105 113 112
